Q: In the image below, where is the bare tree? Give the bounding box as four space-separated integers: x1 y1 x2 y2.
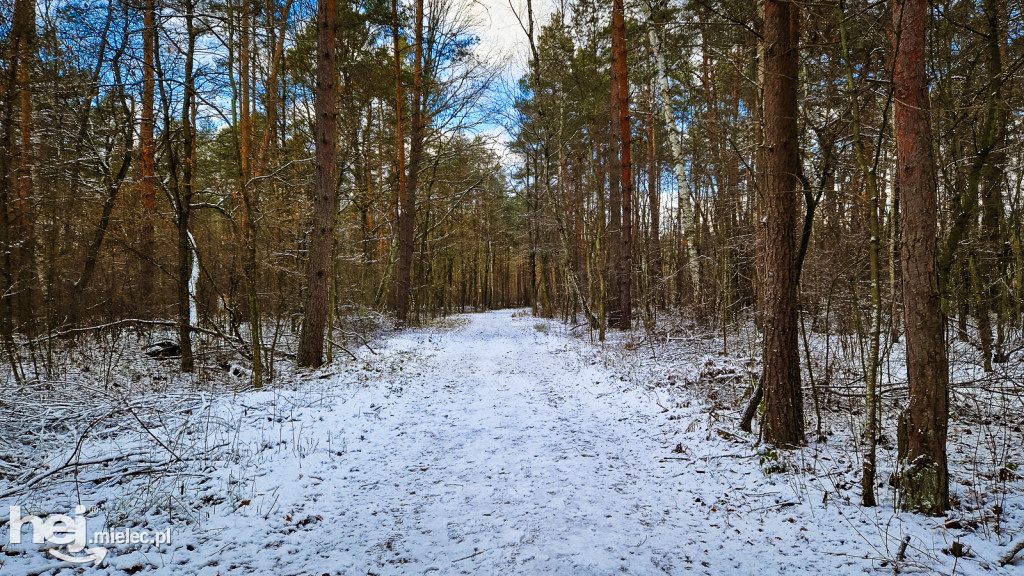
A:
644 0 698 297
839 0 886 507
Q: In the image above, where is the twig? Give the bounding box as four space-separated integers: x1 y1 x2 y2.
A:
747 501 799 512
263 493 281 520
0 407 123 498
453 549 487 562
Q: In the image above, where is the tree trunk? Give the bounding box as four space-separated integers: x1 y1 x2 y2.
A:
391 0 409 320
0 1 19 352
239 0 264 386
647 85 662 311
140 0 157 306
935 0 1004 308
178 0 198 372
61 5 115 318
612 0 632 330
10 0 37 335
395 0 424 324
250 0 291 381
975 0 1006 370
607 50 622 328
76 147 133 298
759 0 804 446
891 0 950 515
297 0 338 367
839 0 882 507
256 0 292 172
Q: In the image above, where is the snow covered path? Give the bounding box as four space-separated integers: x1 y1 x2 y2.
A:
333 311 695 574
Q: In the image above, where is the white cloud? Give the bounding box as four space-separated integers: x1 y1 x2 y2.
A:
470 0 557 76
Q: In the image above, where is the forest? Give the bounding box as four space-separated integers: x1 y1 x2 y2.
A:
1 0 1023 572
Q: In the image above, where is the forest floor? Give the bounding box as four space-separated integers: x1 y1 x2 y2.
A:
1 309 1022 575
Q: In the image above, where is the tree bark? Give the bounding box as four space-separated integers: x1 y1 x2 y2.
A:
612 0 633 330
140 0 157 305
9 0 37 334
607 70 622 328
891 0 950 515
0 99 13 357
391 0 409 319
297 0 338 367
395 0 425 325
239 0 264 385
647 85 662 311
760 0 804 446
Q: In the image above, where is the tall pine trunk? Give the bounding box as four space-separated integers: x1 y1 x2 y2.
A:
607 71 622 328
297 0 338 367
10 0 37 335
612 0 633 330
891 0 949 515
140 0 157 307
395 0 424 324
760 0 804 446
239 0 264 385
391 0 407 311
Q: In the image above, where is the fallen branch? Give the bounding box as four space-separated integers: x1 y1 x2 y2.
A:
1000 539 1024 567
22 318 296 363
0 451 140 499
335 327 378 355
26 319 239 349
326 338 359 361
25 319 180 344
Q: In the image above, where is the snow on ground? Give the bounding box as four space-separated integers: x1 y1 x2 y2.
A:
1 309 1021 575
